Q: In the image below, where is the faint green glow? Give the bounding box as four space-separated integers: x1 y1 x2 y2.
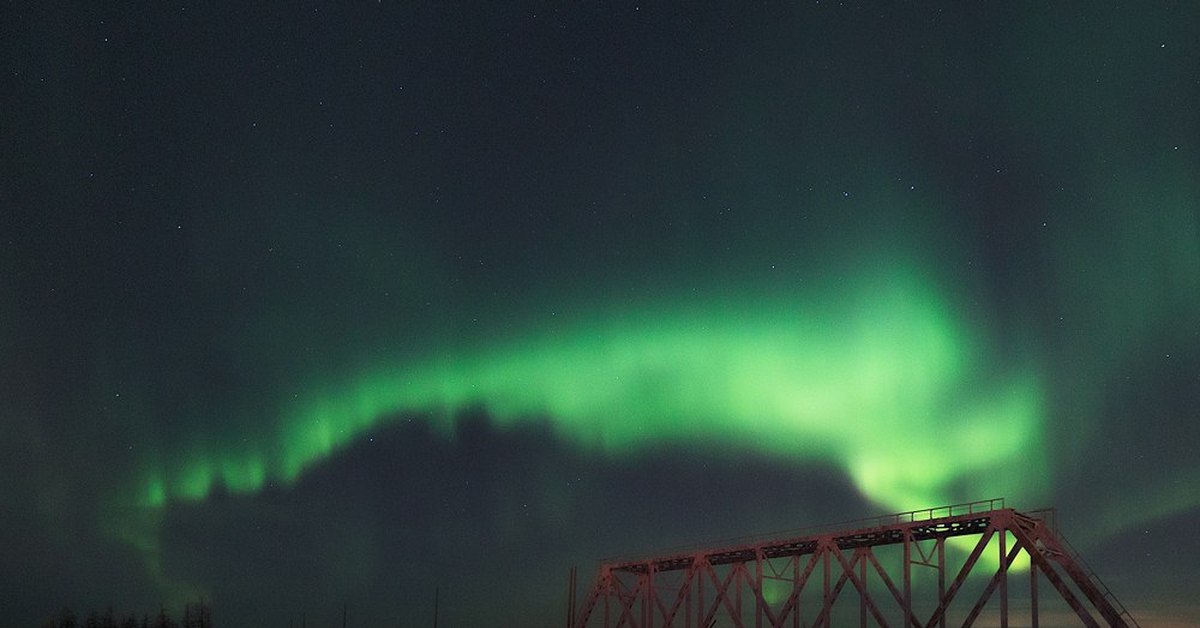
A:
144 476 166 509
762 578 791 606
948 530 1032 574
129 266 1046 521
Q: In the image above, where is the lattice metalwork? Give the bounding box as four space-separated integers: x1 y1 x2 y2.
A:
571 499 1139 628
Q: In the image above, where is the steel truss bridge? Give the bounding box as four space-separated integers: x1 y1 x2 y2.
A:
569 499 1139 628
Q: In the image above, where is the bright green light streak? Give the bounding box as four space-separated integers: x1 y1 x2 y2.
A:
133 267 1046 522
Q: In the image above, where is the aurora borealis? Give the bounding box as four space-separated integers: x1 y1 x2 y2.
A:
3 2 1198 626
138 265 1045 511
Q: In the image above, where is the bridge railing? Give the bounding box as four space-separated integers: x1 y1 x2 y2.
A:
874 497 1006 526
603 497 1007 566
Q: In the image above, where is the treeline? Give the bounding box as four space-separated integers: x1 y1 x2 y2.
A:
40 599 211 628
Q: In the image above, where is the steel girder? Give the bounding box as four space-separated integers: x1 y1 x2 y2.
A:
571 499 1139 628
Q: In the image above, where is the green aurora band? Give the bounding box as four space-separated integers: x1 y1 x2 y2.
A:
128 266 1046 519
109 155 1199 589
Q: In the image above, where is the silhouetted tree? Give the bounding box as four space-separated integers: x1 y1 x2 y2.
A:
47 602 207 628
196 598 212 628
179 598 212 628
153 605 177 628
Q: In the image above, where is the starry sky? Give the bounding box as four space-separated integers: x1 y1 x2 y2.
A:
2 2 1198 626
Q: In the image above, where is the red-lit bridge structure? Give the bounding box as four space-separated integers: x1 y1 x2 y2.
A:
568 499 1139 628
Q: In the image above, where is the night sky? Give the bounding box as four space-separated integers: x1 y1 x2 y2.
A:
3 3 1198 626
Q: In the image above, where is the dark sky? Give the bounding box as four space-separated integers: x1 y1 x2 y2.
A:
2 2 1198 626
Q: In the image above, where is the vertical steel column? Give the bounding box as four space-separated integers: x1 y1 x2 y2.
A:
685 564 692 628
1030 556 1038 628
604 575 610 628
822 544 831 628
936 538 946 628
736 563 744 623
645 567 654 628
638 572 646 628
999 529 1008 628
859 551 867 628
903 530 912 628
756 551 764 628
793 554 801 628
